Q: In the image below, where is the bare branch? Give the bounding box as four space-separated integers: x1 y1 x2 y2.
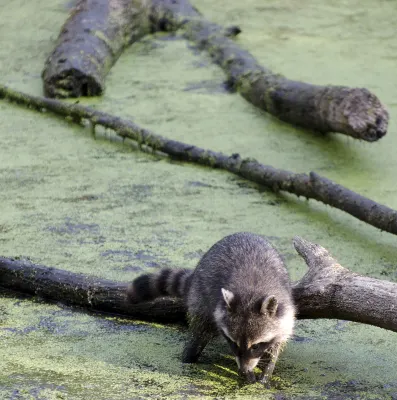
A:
152 0 389 140
1 84 396 235
0 256 185 324
42 0 388 139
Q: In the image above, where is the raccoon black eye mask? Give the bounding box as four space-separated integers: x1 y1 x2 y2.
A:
223 335 273 358
127 232 296 386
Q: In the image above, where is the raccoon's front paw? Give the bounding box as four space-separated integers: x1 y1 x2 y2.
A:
181 348 200 363
257 372 271 389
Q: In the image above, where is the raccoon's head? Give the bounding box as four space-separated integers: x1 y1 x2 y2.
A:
214 288 294 382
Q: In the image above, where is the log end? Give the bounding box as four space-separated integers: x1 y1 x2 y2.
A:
343 88 389 142
320 87 389 142
43 69 103 99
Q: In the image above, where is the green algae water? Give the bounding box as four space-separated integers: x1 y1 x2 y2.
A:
1 0 397 398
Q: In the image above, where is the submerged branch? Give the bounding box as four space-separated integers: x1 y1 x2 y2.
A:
1 237 396 332
1 84 397 235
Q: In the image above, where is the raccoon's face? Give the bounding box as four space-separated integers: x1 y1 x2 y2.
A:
214 288 289 380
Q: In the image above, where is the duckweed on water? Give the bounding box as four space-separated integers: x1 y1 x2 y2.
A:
1 0 397 398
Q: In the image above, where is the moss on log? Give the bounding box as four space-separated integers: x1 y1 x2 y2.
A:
42 0 150 98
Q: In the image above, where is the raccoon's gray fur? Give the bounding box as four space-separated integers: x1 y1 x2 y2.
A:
127 232 296 385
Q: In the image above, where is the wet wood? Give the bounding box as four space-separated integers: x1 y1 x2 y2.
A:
0 256 184 324
1 238 396 332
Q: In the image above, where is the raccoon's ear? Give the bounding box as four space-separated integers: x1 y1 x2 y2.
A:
260 295 278 317
221 288 235 309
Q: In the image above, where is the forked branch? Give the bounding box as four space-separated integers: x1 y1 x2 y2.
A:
293 237 397 332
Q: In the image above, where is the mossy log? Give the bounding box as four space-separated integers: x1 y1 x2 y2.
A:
1 238 396 332
42 0 150 98
1 84 397 236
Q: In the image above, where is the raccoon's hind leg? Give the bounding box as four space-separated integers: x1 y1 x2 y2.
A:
182 315 215 363
257 341 282 388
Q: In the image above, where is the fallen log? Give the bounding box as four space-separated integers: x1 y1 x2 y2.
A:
1 238 396 332
0 256 184 324
150 0 389 142
42 0 150 98
1 84 397 236
42 0 388 140
292 237 397 332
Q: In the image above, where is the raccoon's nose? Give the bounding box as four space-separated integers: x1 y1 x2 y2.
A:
238 369 256 384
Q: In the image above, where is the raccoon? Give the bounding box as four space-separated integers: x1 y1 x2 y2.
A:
127 232 296 385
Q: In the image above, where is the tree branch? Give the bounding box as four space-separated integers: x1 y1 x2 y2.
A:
149 0 389 141
1 237 396 332
1 84 397 235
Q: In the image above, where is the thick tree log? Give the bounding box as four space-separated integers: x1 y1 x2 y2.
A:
149 0 389 141
292 237 397 332
1 238 396 332
42 0 150 98
1 84 397 236
0 256 185 324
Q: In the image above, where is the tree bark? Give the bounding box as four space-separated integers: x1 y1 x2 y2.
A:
42 0 150 98
0 256 185 324
1 238 396 332
149 0 389 142
292 237 397 332
1 84 397 236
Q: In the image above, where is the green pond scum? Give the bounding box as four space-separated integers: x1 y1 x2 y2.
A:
1 0 397 398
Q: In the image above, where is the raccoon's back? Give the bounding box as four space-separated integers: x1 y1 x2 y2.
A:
188 232 291 309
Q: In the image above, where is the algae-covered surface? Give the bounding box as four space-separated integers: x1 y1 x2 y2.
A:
1 0 397 398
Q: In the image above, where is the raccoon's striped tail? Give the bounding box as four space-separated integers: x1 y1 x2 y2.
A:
127 268 193 303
